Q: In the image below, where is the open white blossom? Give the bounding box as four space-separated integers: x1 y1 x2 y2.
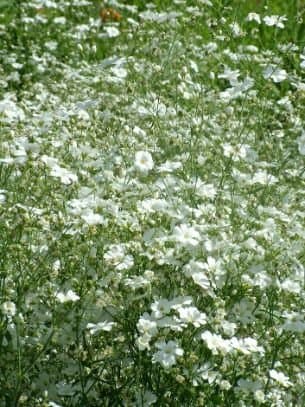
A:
102 26 120 38
173 224 201 247
263 15 287 29
152 340 184 368
134 151 154 173
246 13 261 24
1 301 16 317
56 290 80 303
50 165 78 185
104 244 134 271
297 131 305 155
151 299 173 319
269 369 292 387
86 321 116 335
137 313 158 337
81 210 105 226
201 331 232 355
177 306 207 327
263 65 287 83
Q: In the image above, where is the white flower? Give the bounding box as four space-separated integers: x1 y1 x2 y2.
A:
1 301 16 317
48 402 63 407
263 65 287 83
52 259 61 277
263 15 287 29
45 40 57 51
151 299 172 319
223 143 248 161
230 337 264 355
230 22 243 37
0 97 25 121
138 198 169 214
192 272 212 291
201 331 231 355
252 169 278 185
280 278 301 294
222 321 237 336
219 380 232 390
218 67 240 86
53 16 66 24
297 131 305 155
134 151 154 173
152 340 184 368
110 66 127 79
282 320 305 333
81 210 105 225
195 181 217 199
124 275 151 289
0 189 6 204
254 390 265 403
103 26 120 38
232 298 256 324
136 333 152 351
173 224 201 247
104 244 134 271
86 321 116 334
237 378 262 391
155 315 183 331
56 290 80 303
137 313 158 337
246 13 261 24
50 165 78 185
139 10 181 23
157 160 182 173
183 260 213 293
219 77 254 100
177 306 207 327
269 369 292 387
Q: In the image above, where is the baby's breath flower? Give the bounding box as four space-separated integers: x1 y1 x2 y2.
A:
136 333 152 351
55 290 80 303
246 13 261 24
86 321 116 335
263 64 287 83
201 331 232 355
263 15 287 29
269 369 292 388
1 301 16 317
151 298 172 319
152 340 184 368
177 306 207 327
137 313 158 337
173 224 201 247
134 151 154 173
297 131 305 155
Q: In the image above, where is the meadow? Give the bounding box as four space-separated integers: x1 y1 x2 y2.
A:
0 0 305 405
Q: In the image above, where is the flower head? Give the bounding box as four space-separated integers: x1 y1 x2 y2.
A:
173 224 201 247
135 151 154 173
152 340 184 368
56 290 80 303
1 301 16 317
297 131 305 155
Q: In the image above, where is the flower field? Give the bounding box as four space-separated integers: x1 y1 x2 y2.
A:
1 0 305 405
